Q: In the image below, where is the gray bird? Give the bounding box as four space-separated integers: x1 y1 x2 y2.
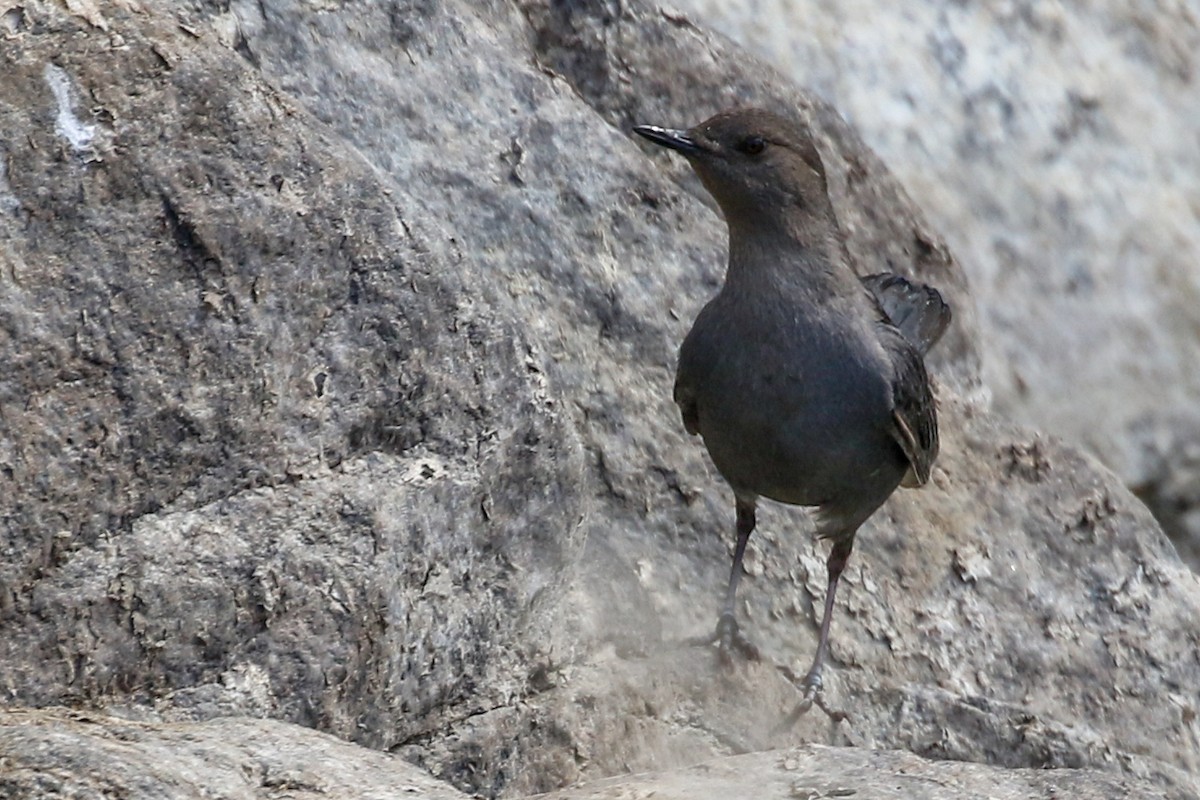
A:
634 108 950 722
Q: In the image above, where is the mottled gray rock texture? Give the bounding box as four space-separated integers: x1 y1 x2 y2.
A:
1 0 1198 799
662 0 1200 569
0 707 473 799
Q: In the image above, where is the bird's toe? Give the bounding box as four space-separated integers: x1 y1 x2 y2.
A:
775 667 848 729
686 612 761 668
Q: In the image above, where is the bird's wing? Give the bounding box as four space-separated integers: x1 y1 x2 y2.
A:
673 375 701 436
880 324 939 487
674 298 728 437
674 320 705 436
861 273 951 356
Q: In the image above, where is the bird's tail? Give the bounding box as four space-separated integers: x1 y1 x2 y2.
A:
860 272 952 355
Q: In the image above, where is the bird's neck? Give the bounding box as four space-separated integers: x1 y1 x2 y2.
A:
724 216 859 304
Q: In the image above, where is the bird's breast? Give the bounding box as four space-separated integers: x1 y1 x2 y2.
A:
678 303 902 507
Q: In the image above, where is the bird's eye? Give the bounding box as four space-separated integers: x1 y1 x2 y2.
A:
737 135 766 156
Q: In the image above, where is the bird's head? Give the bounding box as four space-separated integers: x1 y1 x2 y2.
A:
634 108 831 234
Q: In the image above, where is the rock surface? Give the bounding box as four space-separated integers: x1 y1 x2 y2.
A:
1 1 1198 799
0 707 473 799
662 0 1200 568
1 0 589 769
534 742 1183 800
4 705 1180 800
0 707 1183 800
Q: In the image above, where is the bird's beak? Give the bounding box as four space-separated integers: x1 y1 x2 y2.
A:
633 124 704 155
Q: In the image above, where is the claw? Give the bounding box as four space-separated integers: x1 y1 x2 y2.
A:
686 612 761 666
774 667 847 732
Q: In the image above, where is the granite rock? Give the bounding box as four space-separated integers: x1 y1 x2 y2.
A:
0 1 1198 798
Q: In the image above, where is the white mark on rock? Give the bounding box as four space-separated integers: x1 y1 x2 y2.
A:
44 63 95 153
61 0 112 31
953 541 992 583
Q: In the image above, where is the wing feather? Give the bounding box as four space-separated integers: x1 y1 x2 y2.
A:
882 324 939 487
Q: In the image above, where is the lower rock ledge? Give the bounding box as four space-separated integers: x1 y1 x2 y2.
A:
0 707 470 800
3 707 1194 800
528 742 1197 800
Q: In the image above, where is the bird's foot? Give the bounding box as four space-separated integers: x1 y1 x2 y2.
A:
775 667 848 731
685 611 760 667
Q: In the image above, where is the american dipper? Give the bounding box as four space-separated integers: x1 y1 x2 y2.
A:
634 108 950 722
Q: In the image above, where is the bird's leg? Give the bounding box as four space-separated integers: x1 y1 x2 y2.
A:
780 535 854 725
688 498 760 665
717 499 761 663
